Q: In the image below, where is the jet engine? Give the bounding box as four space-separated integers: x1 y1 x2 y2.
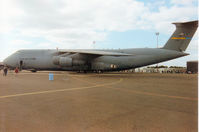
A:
52 56 85 67
59 57 72 67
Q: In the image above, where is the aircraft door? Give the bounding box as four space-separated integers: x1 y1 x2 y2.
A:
19 60 23 71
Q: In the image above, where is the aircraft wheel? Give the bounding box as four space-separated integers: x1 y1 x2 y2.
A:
31 70 37 73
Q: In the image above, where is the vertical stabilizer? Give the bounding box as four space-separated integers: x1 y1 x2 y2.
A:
163 20 198 52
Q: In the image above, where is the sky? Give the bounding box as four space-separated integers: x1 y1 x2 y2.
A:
0 0 198 66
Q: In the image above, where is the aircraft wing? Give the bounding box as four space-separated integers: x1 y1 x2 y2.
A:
58 49 133 56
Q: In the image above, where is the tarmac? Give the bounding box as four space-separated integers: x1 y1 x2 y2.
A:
0 71 198 132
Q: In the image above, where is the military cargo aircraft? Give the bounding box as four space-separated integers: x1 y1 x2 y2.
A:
3 20 198 72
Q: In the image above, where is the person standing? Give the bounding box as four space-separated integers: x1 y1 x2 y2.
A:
3 66 8 76
15 67 19 74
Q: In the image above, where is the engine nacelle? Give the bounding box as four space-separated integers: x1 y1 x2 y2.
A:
53 56 72 67
52 56 60 65
73 59 86 66
52 56 86 67
59 57 72 67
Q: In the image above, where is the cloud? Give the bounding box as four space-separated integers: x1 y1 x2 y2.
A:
11 39 32 46
170 0 196 6
3 0 198 36
0 0 198 63
0 0 24 33
7 0 150 49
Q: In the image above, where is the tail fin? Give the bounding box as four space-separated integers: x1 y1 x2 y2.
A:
163 20 198 52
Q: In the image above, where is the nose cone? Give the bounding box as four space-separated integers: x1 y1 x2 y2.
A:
3 54 18 68
3 57 11 67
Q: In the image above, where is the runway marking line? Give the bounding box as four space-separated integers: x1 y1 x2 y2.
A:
0 78 123 99
111 88 198 101
2 73 197 101
72 76 198 101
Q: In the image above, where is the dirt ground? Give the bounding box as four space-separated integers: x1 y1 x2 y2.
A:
0 71 198 132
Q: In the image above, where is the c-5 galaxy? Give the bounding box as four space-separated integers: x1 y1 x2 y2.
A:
3 20 198 73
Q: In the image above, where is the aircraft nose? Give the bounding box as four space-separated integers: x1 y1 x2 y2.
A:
3 55 17 68
3 57 9 66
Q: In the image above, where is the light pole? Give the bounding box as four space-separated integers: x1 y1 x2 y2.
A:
155 32 159 48
155 32 159 71
93 41 96 49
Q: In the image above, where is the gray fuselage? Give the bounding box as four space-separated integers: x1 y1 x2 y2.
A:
3 48 188 72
